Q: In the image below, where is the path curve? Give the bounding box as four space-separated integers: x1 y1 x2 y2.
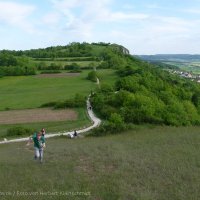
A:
0 96 101 144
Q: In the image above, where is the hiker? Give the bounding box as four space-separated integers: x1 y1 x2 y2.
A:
69 130 78 138
73 130 78 137
29 132 46 163
41 128 46 136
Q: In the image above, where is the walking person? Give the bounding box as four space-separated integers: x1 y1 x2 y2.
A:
41 128 46 137
28 131 46 163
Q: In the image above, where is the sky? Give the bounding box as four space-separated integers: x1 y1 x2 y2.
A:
0 0 200 54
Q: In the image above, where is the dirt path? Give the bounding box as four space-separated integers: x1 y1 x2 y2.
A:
0 108 77 124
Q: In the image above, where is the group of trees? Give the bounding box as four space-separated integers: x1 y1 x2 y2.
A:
90 54 200 135
0 53 36 76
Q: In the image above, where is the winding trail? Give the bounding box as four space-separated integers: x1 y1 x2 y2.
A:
0 96 101 144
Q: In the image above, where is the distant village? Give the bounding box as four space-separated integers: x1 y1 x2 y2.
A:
171 70 200 83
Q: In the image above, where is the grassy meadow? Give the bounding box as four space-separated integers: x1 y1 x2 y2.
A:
0 126 200 200
0 71 96 111
0 69 117 111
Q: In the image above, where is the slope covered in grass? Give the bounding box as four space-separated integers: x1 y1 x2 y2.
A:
0 126 200 200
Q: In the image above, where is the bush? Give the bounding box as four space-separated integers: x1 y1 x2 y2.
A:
40 94 86 109
40 101 57 108
54 94 86 108
89 113 127 137
87 71 97 82
69 69 82 73
89 121 128 137
7 127 34 137
0 66 36 76
47 63 63 70
40 70 61 74
64 63 80 70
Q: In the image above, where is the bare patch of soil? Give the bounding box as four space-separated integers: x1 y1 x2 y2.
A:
0 108 77 124
36 73 80 78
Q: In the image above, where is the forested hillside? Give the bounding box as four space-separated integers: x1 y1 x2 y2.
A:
89 50 200 132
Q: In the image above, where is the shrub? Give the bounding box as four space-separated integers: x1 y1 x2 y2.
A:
7 127 34 137
40 70 61 74
41 94 86 109
87 71 97 82
89 113 127 137
64 63 80 70
40 101 57 108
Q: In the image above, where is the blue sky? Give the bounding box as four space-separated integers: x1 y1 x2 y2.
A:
0 0 200 54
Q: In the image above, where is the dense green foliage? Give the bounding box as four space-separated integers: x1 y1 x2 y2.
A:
40 94 86 109
91 54 200 128
0 53 36 76
0 66 36 76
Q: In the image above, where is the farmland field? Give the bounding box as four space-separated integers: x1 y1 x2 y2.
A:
0 71 96 110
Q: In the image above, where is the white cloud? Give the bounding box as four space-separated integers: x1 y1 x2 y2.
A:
0 1 36 32
183 8 200 14
42 12 61 25
103 14 200 54
49 0 149 42
109 12 149 21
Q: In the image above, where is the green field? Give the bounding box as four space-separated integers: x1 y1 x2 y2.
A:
0 71 96 111
0 69 117 111
0 126 200 199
